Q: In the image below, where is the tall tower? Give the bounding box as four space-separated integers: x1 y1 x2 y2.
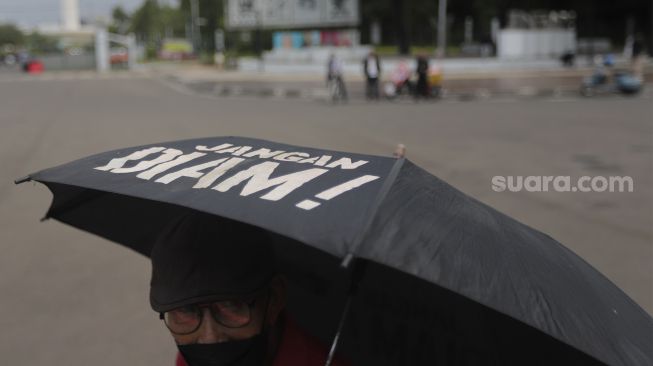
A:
61 0 81 31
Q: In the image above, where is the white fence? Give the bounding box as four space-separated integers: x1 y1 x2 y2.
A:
39 53 95 71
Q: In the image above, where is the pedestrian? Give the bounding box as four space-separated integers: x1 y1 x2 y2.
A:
415 54 430 99
631 34 645 81
363 51 381 100
327 53 348 102
560 50 575 67
150 213 348 366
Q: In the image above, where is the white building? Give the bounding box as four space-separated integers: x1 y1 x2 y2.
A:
497 10 577 59
61 0 81 31
37 0 93 38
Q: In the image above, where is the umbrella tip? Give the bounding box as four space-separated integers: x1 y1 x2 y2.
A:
340 253 354 268
39 216 50 222
393 144 406 158
14 176 32 185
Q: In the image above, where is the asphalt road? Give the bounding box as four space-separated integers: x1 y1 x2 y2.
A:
1 74 651 365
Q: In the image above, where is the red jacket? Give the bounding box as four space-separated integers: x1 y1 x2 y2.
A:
176 317 347 366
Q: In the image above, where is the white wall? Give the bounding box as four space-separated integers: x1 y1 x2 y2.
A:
498 29 576 59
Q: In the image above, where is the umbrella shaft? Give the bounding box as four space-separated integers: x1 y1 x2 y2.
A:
325 293 352 366
325 257 367 366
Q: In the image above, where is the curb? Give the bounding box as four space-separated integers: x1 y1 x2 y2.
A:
164 75 653 102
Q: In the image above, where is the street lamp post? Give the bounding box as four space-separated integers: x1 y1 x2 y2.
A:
255 9 263 72
437 0 448 58
190 0 200 54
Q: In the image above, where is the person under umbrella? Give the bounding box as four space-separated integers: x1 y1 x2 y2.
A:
16 136 653 366
150 212 348 366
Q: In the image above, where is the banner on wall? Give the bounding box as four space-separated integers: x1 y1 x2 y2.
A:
272 30 358 49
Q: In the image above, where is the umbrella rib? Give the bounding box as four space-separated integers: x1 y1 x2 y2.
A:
344 157 405 265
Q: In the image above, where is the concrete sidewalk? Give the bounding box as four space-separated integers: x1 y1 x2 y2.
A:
151 60 603 83
150 61 652 102
168 54 652 79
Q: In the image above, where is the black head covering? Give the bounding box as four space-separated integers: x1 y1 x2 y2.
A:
149 212 275 312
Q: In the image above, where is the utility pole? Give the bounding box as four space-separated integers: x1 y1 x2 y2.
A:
255 9 263 72
393 0 409 55
190 0 200 54
437 0 448 58
650 0 653 57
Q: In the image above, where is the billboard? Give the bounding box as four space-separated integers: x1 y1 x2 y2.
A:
226 0 359 30
272 30 358 49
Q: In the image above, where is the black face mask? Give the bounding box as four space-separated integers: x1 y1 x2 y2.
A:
177 331 268 366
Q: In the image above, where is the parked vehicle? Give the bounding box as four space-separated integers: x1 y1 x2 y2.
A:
110 47 129 64
23 60 44 74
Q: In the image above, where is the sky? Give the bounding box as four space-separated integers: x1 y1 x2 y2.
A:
0 0 174 29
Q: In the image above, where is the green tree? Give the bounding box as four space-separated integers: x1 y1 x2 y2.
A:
111 6 131 34
129 0 162 43
25 32 59 54
179 0 224 54
160 5 186 38
129 0 165 58
0 23 24 46
198 0 222 54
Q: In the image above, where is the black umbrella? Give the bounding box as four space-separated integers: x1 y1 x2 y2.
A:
16 136 652 366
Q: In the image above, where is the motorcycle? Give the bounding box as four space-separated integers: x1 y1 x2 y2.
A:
581 70 642 96
384 62 443 100
383 61 414 99
580 56 642 96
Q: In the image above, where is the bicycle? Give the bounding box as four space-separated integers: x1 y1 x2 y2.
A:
327 75 348 103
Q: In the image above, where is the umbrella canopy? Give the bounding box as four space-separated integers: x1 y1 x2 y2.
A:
17 136 652 366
